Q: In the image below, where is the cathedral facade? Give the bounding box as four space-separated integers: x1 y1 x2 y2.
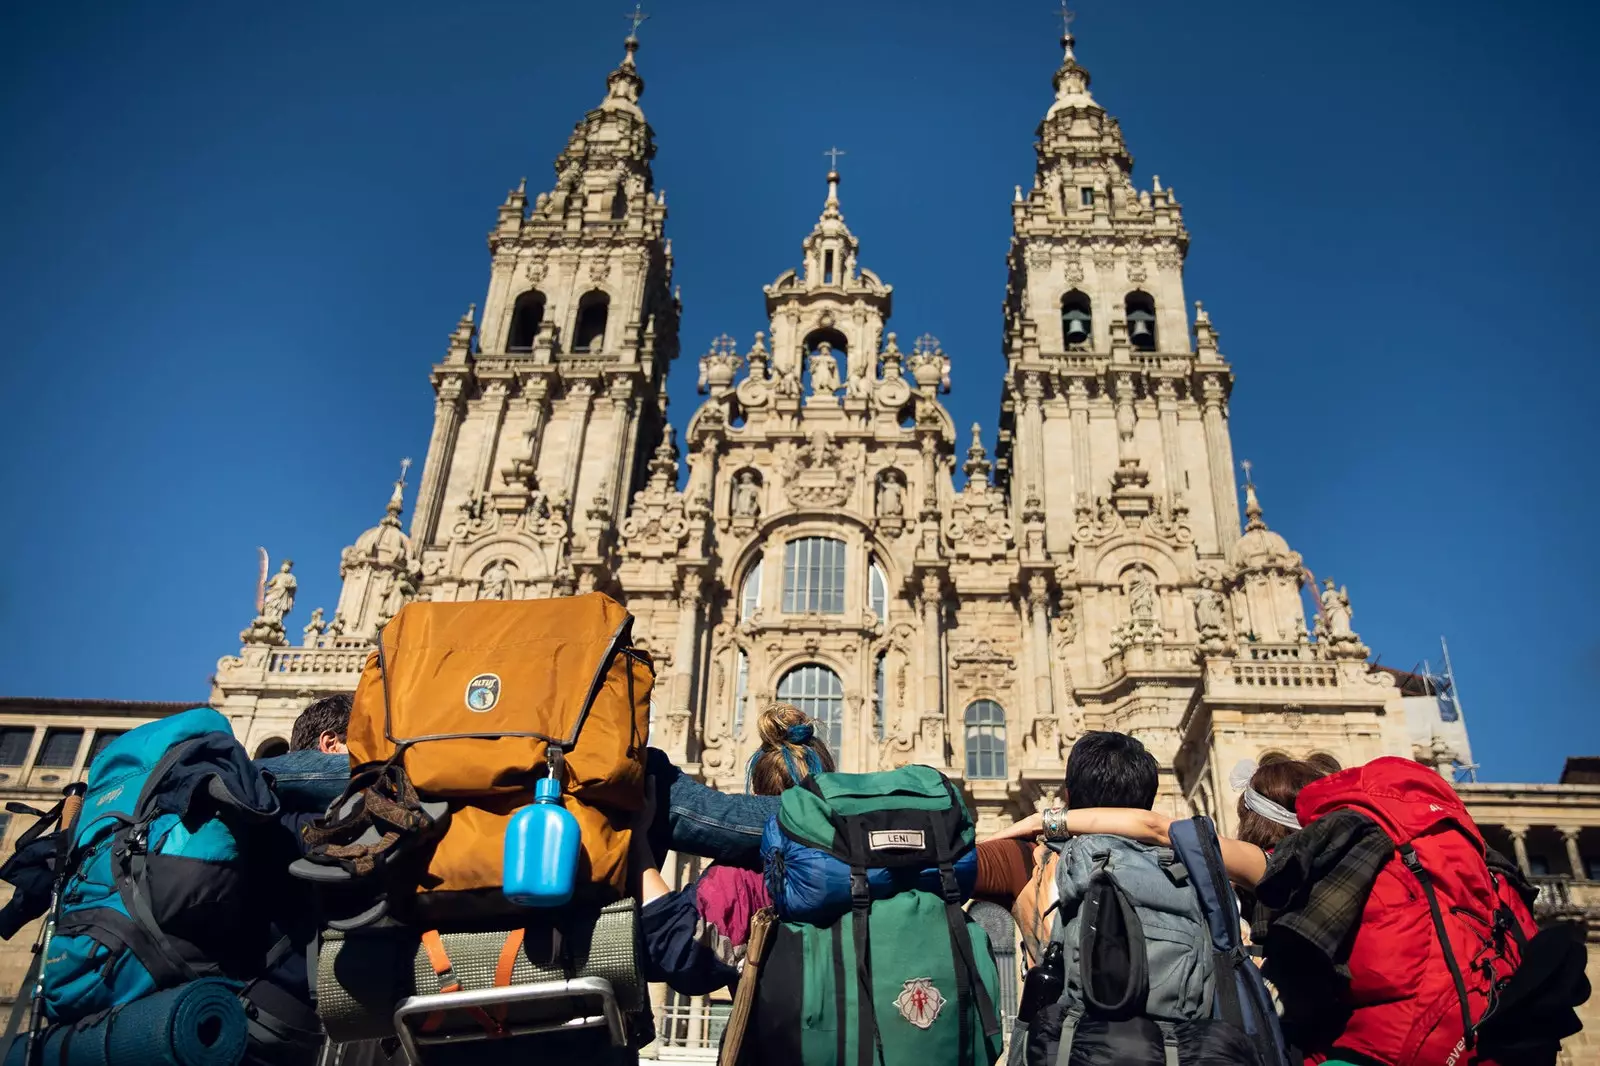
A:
211 29 1423 833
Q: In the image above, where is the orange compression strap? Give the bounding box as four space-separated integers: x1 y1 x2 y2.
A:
417 929 507 1038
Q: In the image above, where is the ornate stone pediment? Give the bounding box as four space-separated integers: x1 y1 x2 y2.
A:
619 430 695 561
950 637 1017 691
1072 491 1193 549
944 425 1012 561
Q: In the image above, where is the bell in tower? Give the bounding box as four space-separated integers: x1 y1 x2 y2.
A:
1061 290 1092 347
1125 291 1157 351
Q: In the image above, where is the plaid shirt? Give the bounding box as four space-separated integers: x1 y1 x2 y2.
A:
1252 810 1394 980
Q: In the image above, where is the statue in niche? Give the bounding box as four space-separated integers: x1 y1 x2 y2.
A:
260 560 297 625
877 475 905 518
1320 579 1353 638
808 342 841 395
1127 571 1158 624
1193 587 1226 639
480 560 511 601
731 471 761 519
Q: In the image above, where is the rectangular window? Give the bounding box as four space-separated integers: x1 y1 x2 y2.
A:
823 251 835 285
0 728 33 766
1080 187 1094 207
36 729 82 768
89 730 126 764
782 537 846 614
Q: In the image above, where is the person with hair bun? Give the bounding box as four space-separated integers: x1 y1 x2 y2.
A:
636 702 834 995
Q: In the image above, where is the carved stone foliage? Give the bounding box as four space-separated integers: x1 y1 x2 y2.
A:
619 431 695 561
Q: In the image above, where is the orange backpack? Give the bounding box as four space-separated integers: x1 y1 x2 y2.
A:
309 593 652 919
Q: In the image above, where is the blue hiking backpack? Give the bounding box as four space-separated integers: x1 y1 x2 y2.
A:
1167 817 1292 1066
38 708 289 1025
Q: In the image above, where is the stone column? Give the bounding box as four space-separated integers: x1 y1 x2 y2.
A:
665 572 704 763
607 378 638 517
1067 378 1091 506
1507 826 1532 876
1155 378 1183 507
411 380 465 543
1019 373 1046 519
1028 574 1054 728
1200 375 1239 550
563 381 597 504
1561 826 1587 880
919 573 944 724
470 381 511 498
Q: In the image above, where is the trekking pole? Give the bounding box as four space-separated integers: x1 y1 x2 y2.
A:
25 781 86 1066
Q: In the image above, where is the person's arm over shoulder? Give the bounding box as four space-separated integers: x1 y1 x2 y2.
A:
1059 807 1267 888
647 747 780 867
974 838 1036 907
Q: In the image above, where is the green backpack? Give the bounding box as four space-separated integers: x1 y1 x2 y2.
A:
749 766 1003 1066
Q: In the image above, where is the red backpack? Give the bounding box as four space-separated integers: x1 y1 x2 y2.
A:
1294 758 1539 1066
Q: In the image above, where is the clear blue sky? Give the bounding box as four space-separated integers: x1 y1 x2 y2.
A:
1 1 1594 782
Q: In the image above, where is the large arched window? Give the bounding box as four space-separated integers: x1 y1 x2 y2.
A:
733 650 750 739
1125 290 1157 351
573 291 610 352
1061 290 1092 348
739 559 763 622
873 653 887 741
507 290 545 351
965 700 1007 780
777 663 844 754
783 537 845 614
869 560 888 625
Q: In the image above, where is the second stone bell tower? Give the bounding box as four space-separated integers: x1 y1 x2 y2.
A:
399 30 680 614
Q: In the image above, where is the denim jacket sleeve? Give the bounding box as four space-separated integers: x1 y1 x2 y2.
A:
647 748 779 867
255 750 351 813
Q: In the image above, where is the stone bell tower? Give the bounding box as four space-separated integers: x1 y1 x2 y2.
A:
406 29 679 603
993 24 1412 815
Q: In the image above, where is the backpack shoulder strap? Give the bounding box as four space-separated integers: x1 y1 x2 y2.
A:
1399 843 1477 1050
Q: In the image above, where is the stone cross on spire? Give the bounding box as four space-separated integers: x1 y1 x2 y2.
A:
824 146 847 172
1058 0 1075 37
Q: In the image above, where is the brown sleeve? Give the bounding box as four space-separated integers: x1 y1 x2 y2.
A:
974 837 1037 907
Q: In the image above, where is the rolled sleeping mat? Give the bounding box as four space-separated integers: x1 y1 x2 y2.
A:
316 899 641 1044
4 978 248 1066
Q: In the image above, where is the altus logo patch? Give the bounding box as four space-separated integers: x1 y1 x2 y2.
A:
465 673 502 712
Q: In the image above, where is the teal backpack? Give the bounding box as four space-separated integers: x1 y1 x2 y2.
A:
754 766 1003 1066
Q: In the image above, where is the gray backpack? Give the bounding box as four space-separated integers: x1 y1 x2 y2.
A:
1028 834 1218 1065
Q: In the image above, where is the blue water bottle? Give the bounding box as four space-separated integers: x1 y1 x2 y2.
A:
503 764 581 908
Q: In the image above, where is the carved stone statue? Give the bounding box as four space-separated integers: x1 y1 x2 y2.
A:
301 607 325 647
808 342 841 395
260 560 297 624
1193 587 1226 638
877 475 905 518
1128 571 1158 624
798 429 836 470
845 366 872 399
774 364 801 398
481 560 510 601
731 471 761 519
1321 579 1353 638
